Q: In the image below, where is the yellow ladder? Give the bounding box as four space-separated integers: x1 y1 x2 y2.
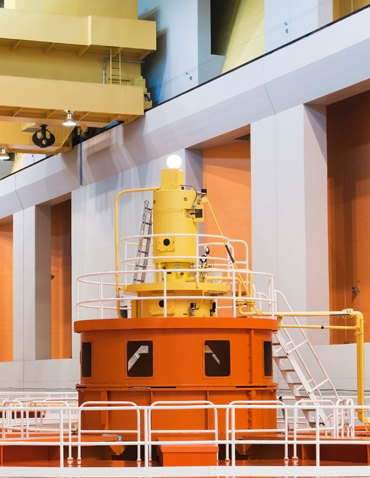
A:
133 200 153 284
109 48 122 85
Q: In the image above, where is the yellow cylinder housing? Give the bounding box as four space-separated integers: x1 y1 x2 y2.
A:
152 169 203 277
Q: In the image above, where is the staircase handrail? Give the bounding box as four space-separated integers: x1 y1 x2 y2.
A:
274 289 339 400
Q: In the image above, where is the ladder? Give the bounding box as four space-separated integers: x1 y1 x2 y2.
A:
132 200 153 284
109 48 122 85
272 292 339 427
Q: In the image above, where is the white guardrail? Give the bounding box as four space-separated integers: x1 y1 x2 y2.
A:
76 233 276 320
0 398 369 477
76 268 275 320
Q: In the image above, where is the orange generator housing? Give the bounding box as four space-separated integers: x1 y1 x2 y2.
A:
75 168 277 444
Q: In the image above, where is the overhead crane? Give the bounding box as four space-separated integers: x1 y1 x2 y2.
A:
0 0 156 156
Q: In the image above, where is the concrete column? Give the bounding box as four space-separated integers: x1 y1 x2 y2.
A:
23 207 36 361
251 105 329 344
35 205 51 359
22 206 51 360
13 211 24 363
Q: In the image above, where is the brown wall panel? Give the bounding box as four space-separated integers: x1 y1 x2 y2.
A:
203 142 251 316
203 141 251 263
333 0 370 20
51 200 72 359
328 91 370 343
0 222 13 361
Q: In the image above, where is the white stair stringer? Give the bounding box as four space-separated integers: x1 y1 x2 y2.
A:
272 303 340 428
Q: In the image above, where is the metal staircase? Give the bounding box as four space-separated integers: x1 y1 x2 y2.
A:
272 291 339 427
132 200 153 284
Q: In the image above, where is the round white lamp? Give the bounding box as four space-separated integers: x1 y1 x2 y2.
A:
166 154 182 169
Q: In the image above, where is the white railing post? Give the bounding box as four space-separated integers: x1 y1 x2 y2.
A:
270 275 275 315
76 278 80 322
231 406 236 466
59 407 64 468
349 400 355 437
225 405 230 463
144 407 150 467
292 406 298 461
20 406 24 439
334 399 340 438
77 406 82 464
99 276 104 320
136 408 141 463
124 240 128 287
232 268 237 318
163 271 167 318
1 404 5 439
67 406 73 465
315 406 320 466
283 403 289 462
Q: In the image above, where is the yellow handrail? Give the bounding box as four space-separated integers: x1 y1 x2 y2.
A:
276 309 369 425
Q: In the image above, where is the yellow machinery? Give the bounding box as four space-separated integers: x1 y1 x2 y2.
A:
115 168 231 319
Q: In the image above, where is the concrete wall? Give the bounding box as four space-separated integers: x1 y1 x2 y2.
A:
265 0 333 52
139 0 224 104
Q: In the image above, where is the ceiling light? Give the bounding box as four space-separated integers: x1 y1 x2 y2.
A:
0 148 9 160
63 110 76 127
166 154 182 169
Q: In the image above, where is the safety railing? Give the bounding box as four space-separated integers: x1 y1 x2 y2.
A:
76 268 275 320
76 232 280 320
120 233 249 275
1 400 78 441
225 400 289 464
0 403 74 468
273 289 339 399
0 391 77 402
147 400 219 466
0 399 368 470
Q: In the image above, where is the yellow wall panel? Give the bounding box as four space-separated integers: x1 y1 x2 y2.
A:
0 47 141 84
4 0 139 19
88 16 157 52
0 10 87 45
0 10 156 53
0 76 144 115
222 0 265 73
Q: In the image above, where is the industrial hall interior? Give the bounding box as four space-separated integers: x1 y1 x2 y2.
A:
1 0 370 475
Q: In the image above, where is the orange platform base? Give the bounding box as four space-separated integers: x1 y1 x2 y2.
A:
158 443 219 466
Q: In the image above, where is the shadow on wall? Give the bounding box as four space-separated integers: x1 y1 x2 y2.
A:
210 0 242 56
142 28 167 106
140 7 167 106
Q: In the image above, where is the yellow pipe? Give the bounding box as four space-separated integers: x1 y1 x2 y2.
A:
353 311 370 425
281 324 357 331
114 187 159 311
276 311 354 317
276 309 369 425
